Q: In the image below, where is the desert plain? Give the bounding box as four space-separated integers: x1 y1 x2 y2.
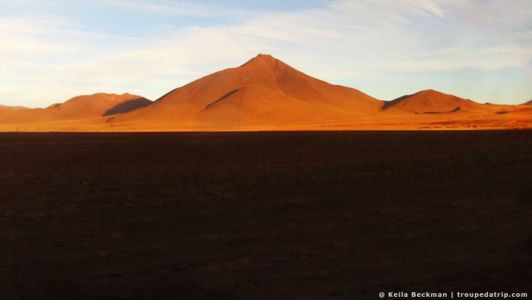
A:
0 130 531 299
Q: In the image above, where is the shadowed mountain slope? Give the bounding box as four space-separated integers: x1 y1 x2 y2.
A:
104 98 152 116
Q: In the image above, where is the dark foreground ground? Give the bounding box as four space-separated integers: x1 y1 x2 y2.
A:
0 131 531 300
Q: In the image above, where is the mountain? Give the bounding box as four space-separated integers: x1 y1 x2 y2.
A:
111 54 383 129
381 89 500 114
0 93 150 124
524 100 532 105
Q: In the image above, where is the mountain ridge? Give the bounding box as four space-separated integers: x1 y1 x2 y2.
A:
1 54 530 131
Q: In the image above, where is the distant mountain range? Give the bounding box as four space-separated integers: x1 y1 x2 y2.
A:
1 54 530 131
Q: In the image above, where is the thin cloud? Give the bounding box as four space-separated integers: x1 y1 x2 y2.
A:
1 0 531 107
93 0 245 17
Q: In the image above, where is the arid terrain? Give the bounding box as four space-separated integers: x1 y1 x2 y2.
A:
1 55 531 131
1 131 531 299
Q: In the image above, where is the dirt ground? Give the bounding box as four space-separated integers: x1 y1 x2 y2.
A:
0 131 531 299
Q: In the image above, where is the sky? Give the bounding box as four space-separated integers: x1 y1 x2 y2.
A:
1 0 531 107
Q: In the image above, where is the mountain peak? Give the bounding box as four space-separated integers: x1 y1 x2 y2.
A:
416 89 446 96
240 53 283 69
252 53 276 61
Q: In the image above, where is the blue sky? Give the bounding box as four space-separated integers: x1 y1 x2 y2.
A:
1 0 531 107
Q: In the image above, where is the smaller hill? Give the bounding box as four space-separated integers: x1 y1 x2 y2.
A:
48 93 149 119
0 93 149 124
382 89 496 114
